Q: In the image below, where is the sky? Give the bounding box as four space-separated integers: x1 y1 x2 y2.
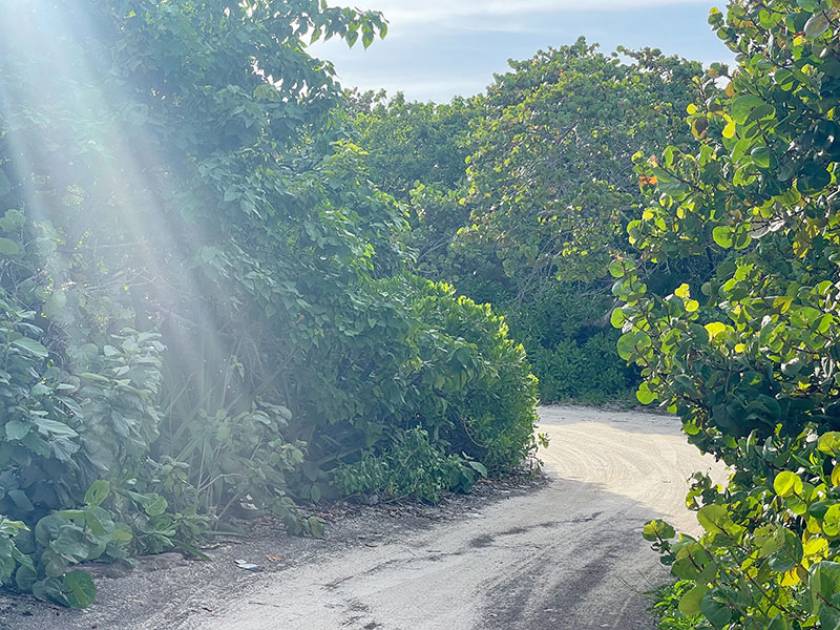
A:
312 0 733 102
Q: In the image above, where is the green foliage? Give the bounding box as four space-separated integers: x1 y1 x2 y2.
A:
651 580 706 630
453 41 701 401
346 41 701 403
161 397 311 534
503 286 637 403
0 0 539 608
409 280 540 471
457 38 701 290
291 276 539 503
343 92 478 278
618 0 840 626
344 92 476 200
331 427 487 503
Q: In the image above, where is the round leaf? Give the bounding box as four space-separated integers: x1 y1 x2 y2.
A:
0 237 20 256
774 471 803 498
62 570 96 609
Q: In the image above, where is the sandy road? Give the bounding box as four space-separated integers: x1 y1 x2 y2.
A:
183 406 722 630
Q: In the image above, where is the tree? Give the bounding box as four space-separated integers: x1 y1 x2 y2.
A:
344 92 480 277
458 38 702 296
454 40 702 401
616 0 840 625
0 0 539 606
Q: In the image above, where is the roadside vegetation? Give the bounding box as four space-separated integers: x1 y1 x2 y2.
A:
629 1 840 627
345 42 702 403
0 0 838 626
0 1 539 607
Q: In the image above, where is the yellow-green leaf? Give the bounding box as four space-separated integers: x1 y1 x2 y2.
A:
704 322 728 340
723 118 736 139
818 432 840 457
774 471 803 498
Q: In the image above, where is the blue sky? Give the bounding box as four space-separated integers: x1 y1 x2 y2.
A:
312 1 733 102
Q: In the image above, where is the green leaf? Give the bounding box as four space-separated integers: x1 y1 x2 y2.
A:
679 585 707 615
32 576 68 606
818 432 840 457
0 237 21 256
798 165 831 194
467 460 488 477
35 515 66 547
616 330 651 361
712 226 733 248
15 564 37 592
823 504 840 537
767 528 802 572
803 12 829 38
731 96 766 124
34 419 78 439
608 259 625 278
84 481 111 507
636 382 656 405
750 146 770 168
773 471 803 498
809 562 840 618
135 493 168 517
12 337 49 358
5 419 31 441
362 30 374 49
62 571 96 609
306 516 325 539
697 504 739 535
8 490 34 513
110 524 133 545
642 519 675 541
701 590 733 629
704 322 728 340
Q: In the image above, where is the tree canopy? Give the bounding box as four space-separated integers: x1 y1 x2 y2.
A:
620 0 840 626
347 40 704 402
0 1 538 607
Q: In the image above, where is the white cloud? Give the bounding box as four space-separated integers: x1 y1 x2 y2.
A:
314 0 729 100
347 0 717 24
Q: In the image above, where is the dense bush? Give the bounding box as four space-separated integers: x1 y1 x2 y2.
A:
342 92 478 279
503 286 637 403
332 426 487 503
616 0 840 626
0 1 539 607
347 42 702 403
458 39 701 289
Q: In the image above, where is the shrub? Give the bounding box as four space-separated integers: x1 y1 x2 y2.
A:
408 279 540 472
618 0 840 626
503 285 637 403
0 1 540 609
331 427 487 503
291 276 540 502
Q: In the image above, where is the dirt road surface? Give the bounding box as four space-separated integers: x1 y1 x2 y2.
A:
0 406 723 630
180 405 721 630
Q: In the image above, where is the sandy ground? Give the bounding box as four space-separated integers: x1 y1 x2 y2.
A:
0 406 723 630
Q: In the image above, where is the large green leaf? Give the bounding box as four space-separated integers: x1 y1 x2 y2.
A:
0 237 20 256
11 337 48 358
84 481 111 507
4 419 31 441
62 571 96 609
